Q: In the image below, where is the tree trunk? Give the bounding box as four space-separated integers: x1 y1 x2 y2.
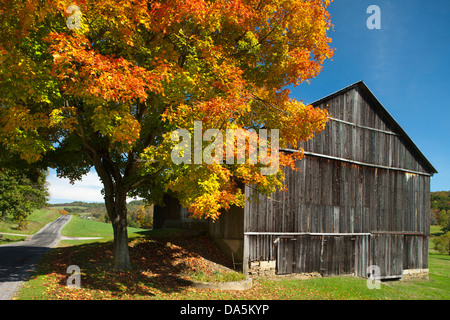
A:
112 211 131 270
101 177 132 270
87 148 133 270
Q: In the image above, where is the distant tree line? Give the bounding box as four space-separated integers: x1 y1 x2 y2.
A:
431 191 450 254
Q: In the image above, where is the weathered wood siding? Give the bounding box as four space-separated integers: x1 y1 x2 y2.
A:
244 84 433 278
245 158 430 235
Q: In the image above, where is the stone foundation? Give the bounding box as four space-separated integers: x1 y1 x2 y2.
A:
247 260 322 280
248 260 322 279
248 261 429 281
401 268 429 280
186 278 253 291
248 260 277 277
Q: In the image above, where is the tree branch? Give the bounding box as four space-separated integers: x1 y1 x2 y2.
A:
251 94 292 116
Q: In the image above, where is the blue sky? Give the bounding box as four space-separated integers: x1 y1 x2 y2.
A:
290 0 450 192
47 0 450 203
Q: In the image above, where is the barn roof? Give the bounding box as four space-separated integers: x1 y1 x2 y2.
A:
310 81 438 175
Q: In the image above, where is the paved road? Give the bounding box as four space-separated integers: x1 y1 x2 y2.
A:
0 215 72 300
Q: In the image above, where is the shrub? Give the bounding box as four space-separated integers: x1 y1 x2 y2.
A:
434 232 450 255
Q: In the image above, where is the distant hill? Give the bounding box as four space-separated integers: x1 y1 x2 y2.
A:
49 201 107 220
48 200 151 229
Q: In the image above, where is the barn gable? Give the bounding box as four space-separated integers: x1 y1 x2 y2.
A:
301 81 437 176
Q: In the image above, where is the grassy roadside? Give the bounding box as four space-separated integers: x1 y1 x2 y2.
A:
16 221 450 300
0 208 61 244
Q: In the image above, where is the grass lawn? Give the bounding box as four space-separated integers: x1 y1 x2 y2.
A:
16 221 450 300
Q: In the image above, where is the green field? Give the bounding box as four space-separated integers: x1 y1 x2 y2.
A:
62 214 144 238
0 208 61 244
0 208 60 234
58 214 146 246
16 217 450 300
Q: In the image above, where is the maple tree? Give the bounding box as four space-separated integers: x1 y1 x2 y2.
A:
0 145 49 229
0 0 333 269
0 168 48 229
135 205 153 229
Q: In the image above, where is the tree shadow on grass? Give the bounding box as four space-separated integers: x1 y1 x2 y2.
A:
31 229 235 298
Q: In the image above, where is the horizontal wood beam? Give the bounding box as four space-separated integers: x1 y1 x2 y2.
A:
280 149 432 177
328 117 399 136
371 231 428 236
244 232 372 236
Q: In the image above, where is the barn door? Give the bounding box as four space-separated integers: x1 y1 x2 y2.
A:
276 237 296 274
275 235 323 275
372 234 403 279
320 236 356 277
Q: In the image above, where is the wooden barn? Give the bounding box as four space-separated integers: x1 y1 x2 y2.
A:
154 81 437 280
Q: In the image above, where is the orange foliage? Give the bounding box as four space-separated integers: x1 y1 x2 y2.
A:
0 0 334 221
